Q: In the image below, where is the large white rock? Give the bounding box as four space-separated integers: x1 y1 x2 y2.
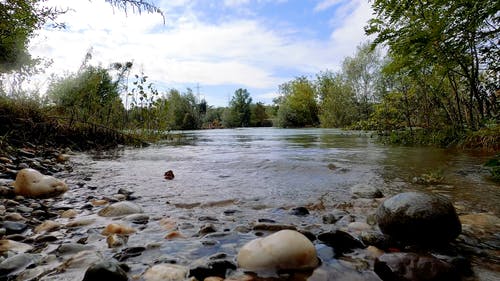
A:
13 168 68 198
97 201 143 217
237 229 318 271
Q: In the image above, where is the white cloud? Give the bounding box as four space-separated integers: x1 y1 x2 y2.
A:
314 0 344 12
26 0 373 105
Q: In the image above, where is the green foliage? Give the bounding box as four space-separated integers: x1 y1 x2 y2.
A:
484 154 500 182
223 88 252 128
250 102 271 127
275 76 319 128
47 65 124 127
161 89 201 130
342 42 382 120
317 71 357 128
366 0 499 130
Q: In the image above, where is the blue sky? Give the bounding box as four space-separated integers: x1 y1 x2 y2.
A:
29 0 373 106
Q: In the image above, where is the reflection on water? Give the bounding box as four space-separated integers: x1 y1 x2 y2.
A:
84 128 498 215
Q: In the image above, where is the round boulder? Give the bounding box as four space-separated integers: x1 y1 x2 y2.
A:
237 230 318 271
13 168 68 198
376 192 461 246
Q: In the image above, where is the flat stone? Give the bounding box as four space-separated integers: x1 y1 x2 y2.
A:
2 221 28 235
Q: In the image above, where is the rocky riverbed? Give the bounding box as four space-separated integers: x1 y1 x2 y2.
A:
1 145 500 281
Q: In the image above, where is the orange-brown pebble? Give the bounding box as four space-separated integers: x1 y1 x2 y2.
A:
102 223 136 235
165 231 185 240
91 199 108 206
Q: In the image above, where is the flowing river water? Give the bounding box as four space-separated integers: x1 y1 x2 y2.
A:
46 128 500 280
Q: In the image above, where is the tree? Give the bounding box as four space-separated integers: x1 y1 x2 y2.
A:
223 88 252 128
250 102 270 127
366 0 499 129
275 76 319 128
162 89 200 130
47 65 124 127
317 71 357 128
342 41 382 120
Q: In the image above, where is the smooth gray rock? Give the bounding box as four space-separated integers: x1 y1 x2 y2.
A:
351 184 383 199
376 192 461 246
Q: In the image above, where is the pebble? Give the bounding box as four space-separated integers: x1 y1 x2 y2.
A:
82 260 128 281
317 230 365 257
98 201 143 217
0 240 33 254
350 184 383 199
2 221 28 235
374 252 460 281
106 234 128 248
60 209 78 218
290 206 310 216
35 220 61 233
101 223 136 235
143 264 188 281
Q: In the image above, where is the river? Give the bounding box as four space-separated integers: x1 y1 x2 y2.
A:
76 128 499 214
60 128 498 280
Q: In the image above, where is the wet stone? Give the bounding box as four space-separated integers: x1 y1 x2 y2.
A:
117 188 133 196
113 246 146 262
16 205 33 213
0 253 40 279
376 192 461 246
189 259 237 280
56 243 95 256
374 252 460 281
2 221 28 235
360 230 391 250
82 260 128 281
351 184 383 199
34 235 59 243
322 210 347 224
144 264 188 281
318 230 365 257
223 209 241 215
198 224 217 236
199 216 218 222
290 206 310 216
252 223 296 232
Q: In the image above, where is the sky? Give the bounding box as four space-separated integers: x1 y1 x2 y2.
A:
29 0 373 107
